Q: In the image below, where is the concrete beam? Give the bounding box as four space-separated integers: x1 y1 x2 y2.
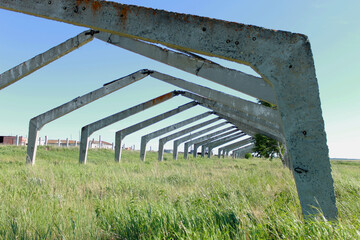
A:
150 71 280 126
140 112 213 161
79 91 182 164
2 0 338 219
193 130 242 158
218 138 253 158
96 33 276 104
114 101 198 162
184 126 237 159
158 117 222 161
173 122 229 160
0 30 94 90
26 69 149 165
181 91 284 142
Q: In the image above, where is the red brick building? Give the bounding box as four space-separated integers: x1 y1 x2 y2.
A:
0 136 27 145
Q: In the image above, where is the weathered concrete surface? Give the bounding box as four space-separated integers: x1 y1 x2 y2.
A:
114 101 198 162
1 0 338 219
79 91 182 164
203 132 246 158
0 30 93 90
158 117 222 161
181 91 284 142
140 112 213 161
173 122 229 160
232 144 255 159
96 33 276 104
150 71 280 126
26 70 149 165
193 129 242 157
184 126 236 159
218 137 253 158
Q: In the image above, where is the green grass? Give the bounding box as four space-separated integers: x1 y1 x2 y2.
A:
0 145 359 239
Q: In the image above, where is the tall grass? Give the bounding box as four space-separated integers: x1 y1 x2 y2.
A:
0 145 359 239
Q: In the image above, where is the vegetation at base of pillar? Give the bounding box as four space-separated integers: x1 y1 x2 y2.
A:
0 145 359 239
253 100 286 165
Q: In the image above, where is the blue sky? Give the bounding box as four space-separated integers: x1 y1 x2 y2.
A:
0 0 359 159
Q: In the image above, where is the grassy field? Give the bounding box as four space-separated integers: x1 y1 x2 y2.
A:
0 145 359 239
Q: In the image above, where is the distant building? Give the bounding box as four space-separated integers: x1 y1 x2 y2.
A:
89 139 113 149
0 136 27 145
47 139 79 147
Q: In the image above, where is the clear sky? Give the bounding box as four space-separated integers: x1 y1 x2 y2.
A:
0 0 359 159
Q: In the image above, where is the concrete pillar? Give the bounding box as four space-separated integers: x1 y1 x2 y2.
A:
15 135 19 146
218 138 253 159
184 126 236 159
99 135 101 149
66 138 69 147
57 139 60 147
158 117 221 161
193 129 241 158
204 133 246 158
79 91 180 163
44 136 48 146
173 122 228 160
38 137 41 146
114 101 197 162
25 70 149 165
140 112 213 161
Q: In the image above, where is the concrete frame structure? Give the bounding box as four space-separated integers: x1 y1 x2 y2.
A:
184 126 237 159
114 101 198 162
203 132 246 158
0 0 338 219
140 112 214 161
158 117 223 161
193 129 242 157
218 138 253 158
79 91 184 164
26 70 149 165
232 144 255 159
0 30 94 90
173 122 229 160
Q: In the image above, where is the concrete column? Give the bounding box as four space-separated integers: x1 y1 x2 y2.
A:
99 135 101 149
38 137 41 146
66 138 69 147
158 117 221 161
193 129 241 158
44 136 48 146
173 122 228 160
79 91 180 163
218 138 253 159
15 135 19 146
25 70 149 165
140 112 213 161
204 133 246 158
184 126 236 159
57 139 60 147
114 101 197 162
